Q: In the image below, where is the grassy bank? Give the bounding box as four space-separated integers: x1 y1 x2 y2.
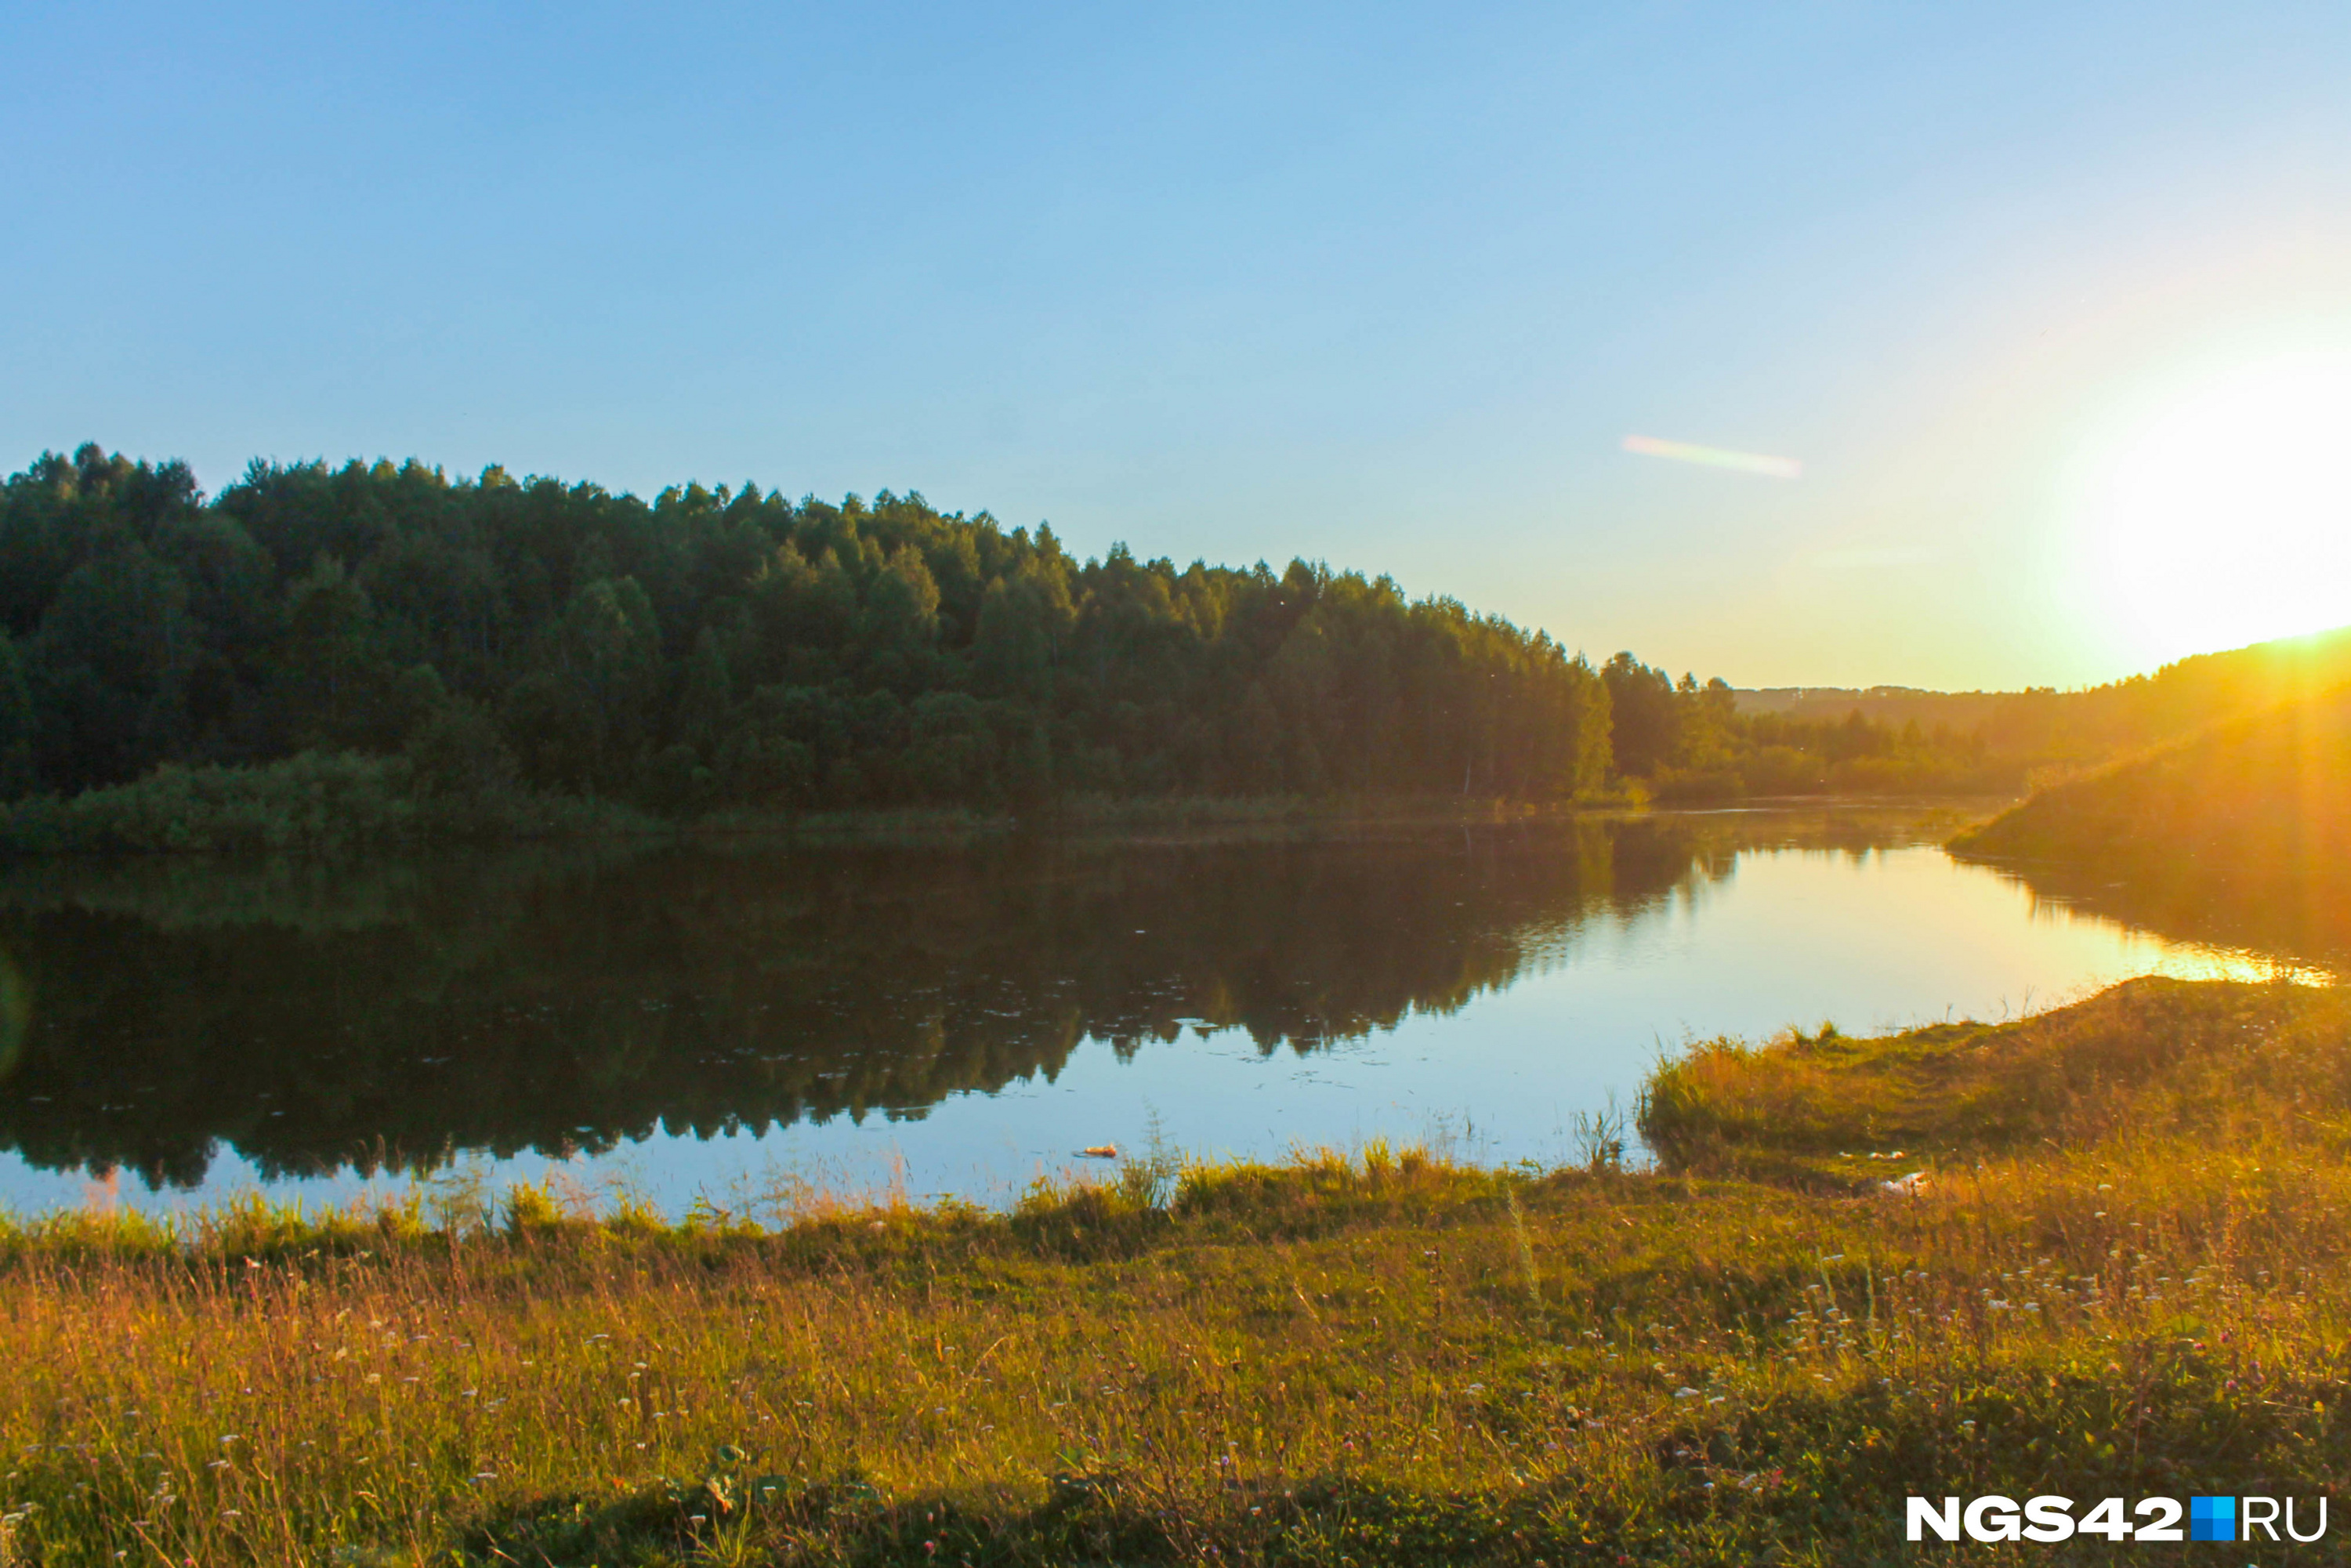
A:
4 978 2350 1565
0 748 1661 856
1950 684 2351 961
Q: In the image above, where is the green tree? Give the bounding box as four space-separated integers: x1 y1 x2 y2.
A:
0 632 37 798
27 543 198 789
279 556 395 749
406 697 520 798
542 576 664 778
676 628 734 755
1602 653 1679 777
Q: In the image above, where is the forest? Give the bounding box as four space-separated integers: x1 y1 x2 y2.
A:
0 446 2142 844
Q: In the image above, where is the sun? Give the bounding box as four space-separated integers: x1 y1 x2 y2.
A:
2075 350 2351 668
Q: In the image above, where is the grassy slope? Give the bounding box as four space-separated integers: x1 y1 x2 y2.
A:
1950 685 2351 959
2 980 2349 1566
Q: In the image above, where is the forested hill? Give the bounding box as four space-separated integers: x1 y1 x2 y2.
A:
1950 683 2351 961
0 446 1617 815
1737 624 2351 774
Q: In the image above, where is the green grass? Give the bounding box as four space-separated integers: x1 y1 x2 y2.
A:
4 980 2350 1564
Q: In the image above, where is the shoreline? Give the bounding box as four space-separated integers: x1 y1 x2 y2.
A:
0 766 2019 858
2 976 2344 1563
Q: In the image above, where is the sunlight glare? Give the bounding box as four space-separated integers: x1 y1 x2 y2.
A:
2076 351 2351 666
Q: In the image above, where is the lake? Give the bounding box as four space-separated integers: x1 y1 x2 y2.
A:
0 803 2306 1218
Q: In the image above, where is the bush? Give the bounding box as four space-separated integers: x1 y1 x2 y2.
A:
0 749 665 854
405 698 520 798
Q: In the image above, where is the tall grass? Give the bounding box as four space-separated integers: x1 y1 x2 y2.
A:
3 980 2349 1564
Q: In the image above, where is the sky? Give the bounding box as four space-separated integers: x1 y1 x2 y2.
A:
5 2 2349 690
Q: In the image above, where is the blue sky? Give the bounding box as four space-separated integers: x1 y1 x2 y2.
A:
6 2 2349 687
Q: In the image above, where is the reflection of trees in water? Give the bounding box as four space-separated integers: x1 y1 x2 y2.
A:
1961 856 2349 975
0 811 1951 1190
1948 693 2351 974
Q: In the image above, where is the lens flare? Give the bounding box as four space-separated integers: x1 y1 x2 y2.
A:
1621 434 1802 480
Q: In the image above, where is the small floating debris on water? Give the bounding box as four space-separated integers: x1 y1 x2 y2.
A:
1078 1145 1120 1160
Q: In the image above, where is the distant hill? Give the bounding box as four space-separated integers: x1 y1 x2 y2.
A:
1737 624 2351 780
1735 686 2011 731
1950 683 2351 963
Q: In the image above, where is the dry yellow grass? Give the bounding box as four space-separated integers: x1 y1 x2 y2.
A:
1 980 2347 1564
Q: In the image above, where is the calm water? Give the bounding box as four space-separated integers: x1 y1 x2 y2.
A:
0 805 2304 1216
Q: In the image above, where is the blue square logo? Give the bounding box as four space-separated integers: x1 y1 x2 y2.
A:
2190 1495 2235 1542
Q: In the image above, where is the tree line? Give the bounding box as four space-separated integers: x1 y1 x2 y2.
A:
0 444 2018 829
0 446 1624 816
1740 624 2351 782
